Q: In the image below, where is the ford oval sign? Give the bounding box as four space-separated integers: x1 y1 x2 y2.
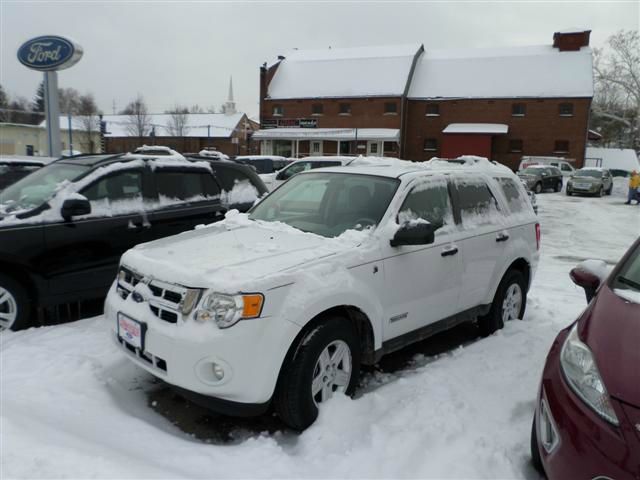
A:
17 35 83 71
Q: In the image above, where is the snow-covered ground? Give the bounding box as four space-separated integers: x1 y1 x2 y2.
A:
1 178 638 479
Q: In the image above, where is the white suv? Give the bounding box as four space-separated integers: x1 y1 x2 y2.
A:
106 156 540 429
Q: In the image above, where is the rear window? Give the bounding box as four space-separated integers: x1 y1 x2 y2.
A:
495 177 529 213
155 170 220 201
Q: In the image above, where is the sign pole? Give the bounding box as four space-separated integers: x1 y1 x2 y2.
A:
44 71 61 157
68 113 73 155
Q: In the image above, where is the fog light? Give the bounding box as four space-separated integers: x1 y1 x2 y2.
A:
195 310 212 322
212 363 225 380
539 397 560 454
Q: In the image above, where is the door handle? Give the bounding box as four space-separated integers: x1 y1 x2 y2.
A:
496 233 510 242
441 246 459 257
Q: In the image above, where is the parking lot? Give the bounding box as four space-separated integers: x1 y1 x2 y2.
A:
1 177 638 479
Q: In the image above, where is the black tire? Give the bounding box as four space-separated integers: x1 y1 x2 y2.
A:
598 186 604 197
534 182 543 194
275 316 361 430
530 414 545 475
554 181 562 193
0 273 32 331
477 270 527 337
606 184 613 195
566 189 572 196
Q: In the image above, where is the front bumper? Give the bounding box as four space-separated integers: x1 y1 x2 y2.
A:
534 329 640 479
567 182 602 195
106 282 302 408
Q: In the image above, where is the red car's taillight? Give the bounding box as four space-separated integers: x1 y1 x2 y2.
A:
535 223 541 250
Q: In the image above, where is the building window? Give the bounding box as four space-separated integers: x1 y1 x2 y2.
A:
559 103 574 116
512 103 526 116
311 103 323 115
384 102 397 114
425 103 440 116
554 140 569 153
370 143 379 154
26 145 34 156
312 141 321 153
509 139 523 153
339 103 351 115
272 105 283 116
423 138 438 151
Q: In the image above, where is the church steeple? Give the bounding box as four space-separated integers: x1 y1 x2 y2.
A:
223 76 236 115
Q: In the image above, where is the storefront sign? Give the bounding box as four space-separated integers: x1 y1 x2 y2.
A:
17 35 83 71
298 118 317 128
262 118 318 129
262 119 278 129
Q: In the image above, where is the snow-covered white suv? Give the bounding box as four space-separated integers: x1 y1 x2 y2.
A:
106 156 540 429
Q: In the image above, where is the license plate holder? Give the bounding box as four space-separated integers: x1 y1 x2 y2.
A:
118 313 146 351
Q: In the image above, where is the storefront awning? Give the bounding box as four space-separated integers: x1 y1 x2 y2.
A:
252 128 400 142
442 123 509 134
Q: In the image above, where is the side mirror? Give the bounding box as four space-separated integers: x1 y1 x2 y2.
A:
61 197 91 220
276 169 288 181
390 222 435 247
541 172 548 177
570 259 607 303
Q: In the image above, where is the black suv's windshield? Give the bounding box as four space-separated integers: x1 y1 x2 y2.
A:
0 163 90 214
249 172 399 237
574 170 602 178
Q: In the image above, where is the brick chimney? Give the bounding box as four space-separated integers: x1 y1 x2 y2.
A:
553 29 591 51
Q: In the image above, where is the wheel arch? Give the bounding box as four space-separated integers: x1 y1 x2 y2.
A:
0 261 39 301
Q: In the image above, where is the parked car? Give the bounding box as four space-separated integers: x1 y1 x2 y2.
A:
530 237 640 479
517 165 563 194
107 156 540 430
519 157 576 177
566 167 614 197
0 155 56 191
519 179 538 214
234 155 291 175
185 154 268 212
261 156 357 191
0 148 250 331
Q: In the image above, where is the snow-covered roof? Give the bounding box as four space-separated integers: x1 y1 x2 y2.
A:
267 44 423 99
252 128 400 141
408 45 593 99
41 113 247 138
585 147 640 172
442 123 508 134
0 154 57 165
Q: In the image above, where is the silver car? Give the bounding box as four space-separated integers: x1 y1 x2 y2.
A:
566 168 613 197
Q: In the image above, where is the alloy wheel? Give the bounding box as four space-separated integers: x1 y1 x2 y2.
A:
311 340 352 405
501 283 523 323
0 286 18 331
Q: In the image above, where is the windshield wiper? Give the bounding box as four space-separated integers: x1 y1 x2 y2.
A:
618 275 640 291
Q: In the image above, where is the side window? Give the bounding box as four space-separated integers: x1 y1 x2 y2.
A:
155 170 220 202
398 178 453 232
280 162 310 180
495 177 529 213
311 161 341 169
212 167 244 192
215 168 260 205
456 178 502 226
81 170 143 206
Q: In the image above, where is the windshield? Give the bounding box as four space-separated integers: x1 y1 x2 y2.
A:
612 244 640 294
574 170 602 178
520 168 544 175
249 172 399 237
0 163 90 214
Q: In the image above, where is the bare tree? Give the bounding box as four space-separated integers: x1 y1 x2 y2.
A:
591 30 640 150
78 94 101 153
121 94 151 137
165 104 190 136
59 87 81 114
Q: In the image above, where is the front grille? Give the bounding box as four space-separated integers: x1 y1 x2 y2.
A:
117 335 168 372
117 266 192 324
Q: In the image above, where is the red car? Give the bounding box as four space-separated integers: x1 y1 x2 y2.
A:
531 237 640 479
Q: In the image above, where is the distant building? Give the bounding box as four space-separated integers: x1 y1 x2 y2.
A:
256 30 594 170
1 119 100 156
585 147 639 174
101 112 258 156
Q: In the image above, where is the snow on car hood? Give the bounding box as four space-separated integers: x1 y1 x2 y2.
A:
120 211 373 291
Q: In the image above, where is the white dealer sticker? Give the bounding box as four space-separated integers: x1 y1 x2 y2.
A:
118 313 143 350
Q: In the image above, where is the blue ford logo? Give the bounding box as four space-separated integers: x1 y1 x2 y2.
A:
17 36 83 71
131 291 145 303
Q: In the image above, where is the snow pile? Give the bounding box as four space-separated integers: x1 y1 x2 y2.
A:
220 180 260 205
198 150 230 160
575 259 610 283
614 288 640 304
125 146 186 162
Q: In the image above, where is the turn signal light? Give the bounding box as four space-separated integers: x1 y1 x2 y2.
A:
242 294 264 318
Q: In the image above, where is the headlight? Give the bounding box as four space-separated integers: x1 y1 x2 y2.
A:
195 292 264 328
560 324 619 425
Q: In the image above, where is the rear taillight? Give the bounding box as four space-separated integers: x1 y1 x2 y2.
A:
535 223 541 250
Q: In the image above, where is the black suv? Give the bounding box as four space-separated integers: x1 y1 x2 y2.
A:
0 151 267 331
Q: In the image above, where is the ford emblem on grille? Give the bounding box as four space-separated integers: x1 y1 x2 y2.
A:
132 291 145 303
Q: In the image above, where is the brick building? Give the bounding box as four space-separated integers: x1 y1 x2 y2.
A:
256 30 593 170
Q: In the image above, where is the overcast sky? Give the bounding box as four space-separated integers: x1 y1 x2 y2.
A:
1 1 638 119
